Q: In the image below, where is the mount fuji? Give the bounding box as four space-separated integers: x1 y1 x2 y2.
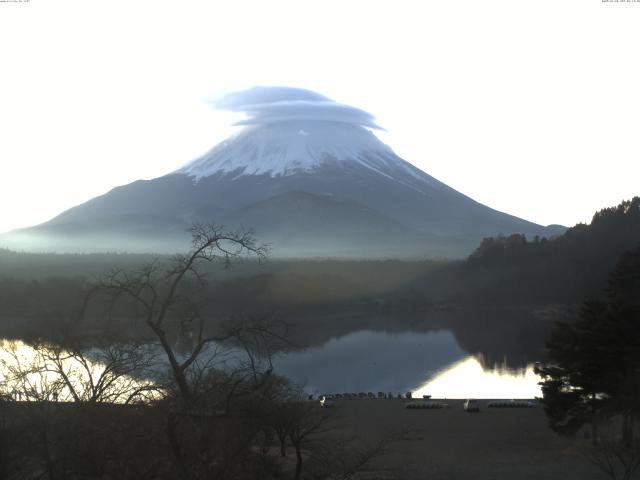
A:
6 87 563 258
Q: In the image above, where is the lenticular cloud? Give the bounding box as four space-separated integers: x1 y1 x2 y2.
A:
215 86 383 129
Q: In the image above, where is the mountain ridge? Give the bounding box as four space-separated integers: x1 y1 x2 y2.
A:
2 87 565 258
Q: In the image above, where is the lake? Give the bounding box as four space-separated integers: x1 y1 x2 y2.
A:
273 329 542 398
0 329 543 400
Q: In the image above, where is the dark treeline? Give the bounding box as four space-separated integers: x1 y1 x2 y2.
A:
0 249 164 280
10 197 640 331
2 197 638 368
0 250 442 342
533 243 640 479
0 249 441 287
379 197 640 368
412 197 640 309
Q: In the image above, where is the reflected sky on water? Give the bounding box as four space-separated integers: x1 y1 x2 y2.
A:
1 329 543 399
414 357 541 399
274 330 542 398
0 339 156 402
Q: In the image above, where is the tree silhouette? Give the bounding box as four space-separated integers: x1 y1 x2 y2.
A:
95 223 268 403
536 244 640 447
535 300 612 445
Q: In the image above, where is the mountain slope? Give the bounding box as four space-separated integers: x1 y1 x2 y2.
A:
219 190 445 258
4 104 562 257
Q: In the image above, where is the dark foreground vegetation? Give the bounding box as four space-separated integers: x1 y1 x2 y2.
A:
399 197 640 368
4 198 638 343
535 243 640 480
0 249 442 340
0 224 390 480
1 199 639 370
0 198 639 479
414 197 640 309
0 375 390 480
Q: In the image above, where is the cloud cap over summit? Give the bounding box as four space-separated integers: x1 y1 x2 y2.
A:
215 86 383 129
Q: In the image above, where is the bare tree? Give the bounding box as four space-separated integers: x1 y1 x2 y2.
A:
0 390 21 480
582 417 640 480
37 339 161 404
0 223 394 480
95 223 268 404
1 338 160 405
287 402 331 480
1 340 66 403
0 341 69 480
0 338 167 480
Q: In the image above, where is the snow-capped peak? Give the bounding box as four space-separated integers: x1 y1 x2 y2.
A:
177 120 422 181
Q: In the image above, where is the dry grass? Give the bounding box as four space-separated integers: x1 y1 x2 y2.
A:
325 398 602 480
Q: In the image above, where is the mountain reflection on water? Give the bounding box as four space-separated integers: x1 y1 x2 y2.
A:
415 357 541 399
273 330 542 398
0 319 546 399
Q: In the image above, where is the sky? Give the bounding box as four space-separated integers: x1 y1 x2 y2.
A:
1 0 639 233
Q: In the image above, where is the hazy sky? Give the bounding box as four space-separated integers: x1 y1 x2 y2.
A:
1 0 639 233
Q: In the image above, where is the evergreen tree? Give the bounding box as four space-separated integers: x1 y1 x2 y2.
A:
535 300 612 445
535 244 640 445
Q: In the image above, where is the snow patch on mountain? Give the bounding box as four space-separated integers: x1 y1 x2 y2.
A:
177 121 426 183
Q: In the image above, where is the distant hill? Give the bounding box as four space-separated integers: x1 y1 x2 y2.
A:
413 197 640 307
2 87 562 258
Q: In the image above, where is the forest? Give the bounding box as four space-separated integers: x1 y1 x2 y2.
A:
0 199 639 479
1 198 639 365
411 197 640 308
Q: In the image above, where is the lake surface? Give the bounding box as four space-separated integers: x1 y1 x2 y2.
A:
274 330 542 398
1 329 543 400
